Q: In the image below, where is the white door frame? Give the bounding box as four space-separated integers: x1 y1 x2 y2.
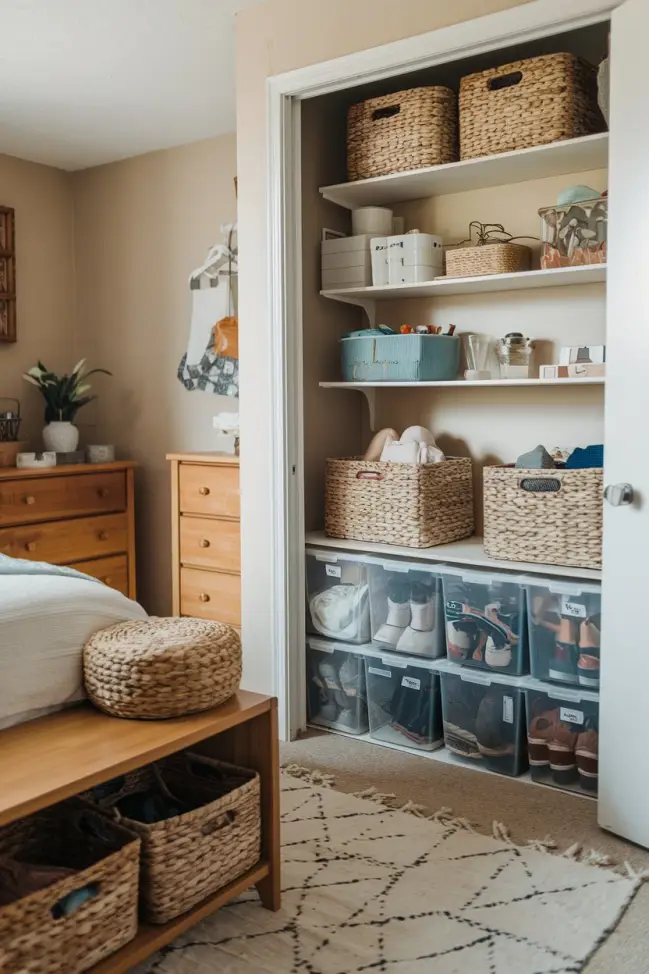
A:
267 0 617 741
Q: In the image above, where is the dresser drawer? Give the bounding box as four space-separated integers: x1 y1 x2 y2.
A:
0 513 128 565
0 471 126 527
180 516 241 573
179 463 239 519
74 555 129 596
180 567 241 626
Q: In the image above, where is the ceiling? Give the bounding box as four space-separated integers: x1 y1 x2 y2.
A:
0 0 261 171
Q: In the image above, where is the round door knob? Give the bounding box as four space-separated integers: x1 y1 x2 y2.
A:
198 486 210 496
98 531 109 541
604 483 634 507
97 488 109 498
199 538 210 548
24 495 36 505
199 593 210 603
103 576 112 585
25 542 36 552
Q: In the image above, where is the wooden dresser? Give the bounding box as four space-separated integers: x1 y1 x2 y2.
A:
168 452 241 630
0 461 136 599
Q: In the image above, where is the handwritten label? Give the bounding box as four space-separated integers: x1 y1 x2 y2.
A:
502 696 514 724
401 676 421 691
560 706 585 725
325 564 342 578
561 599 587 619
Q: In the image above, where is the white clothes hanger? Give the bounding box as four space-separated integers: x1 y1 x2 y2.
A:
189 223 239 285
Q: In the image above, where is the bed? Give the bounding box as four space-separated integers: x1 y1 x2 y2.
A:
0 555 148 729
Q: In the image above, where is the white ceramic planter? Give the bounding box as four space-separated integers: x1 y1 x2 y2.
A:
43 421 79 453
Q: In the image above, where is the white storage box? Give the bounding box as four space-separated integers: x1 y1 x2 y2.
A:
306 548 371 645
364 651 443 751
321 234 374 289
437 660 528 777
306 637 370 734
368 559 445 658
388 233 443 285
526 579 601 687
442 567 528 676
524 679 599 794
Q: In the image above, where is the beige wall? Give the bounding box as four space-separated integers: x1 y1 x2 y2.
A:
236 0 532 696
73 135 237 614
0 155 75 443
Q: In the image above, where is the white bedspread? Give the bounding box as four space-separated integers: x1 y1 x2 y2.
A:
0 573 147 729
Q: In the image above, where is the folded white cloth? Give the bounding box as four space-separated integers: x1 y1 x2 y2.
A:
379 425 444 464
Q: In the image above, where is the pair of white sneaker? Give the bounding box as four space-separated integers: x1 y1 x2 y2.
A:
374 595 436 656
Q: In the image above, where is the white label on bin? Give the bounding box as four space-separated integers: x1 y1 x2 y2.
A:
325 564 342 578
401 676 421 691
368 667 391 678
561 599 587 619
560 706 585 725
502 696 514 724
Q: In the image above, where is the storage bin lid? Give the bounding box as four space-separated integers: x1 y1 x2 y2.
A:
364 648 441 671
306 636 376 658
306 547 374 565
521 575 601 595
368 557 444 577
433 658 528 688
440 564 528 586
521 676 599 704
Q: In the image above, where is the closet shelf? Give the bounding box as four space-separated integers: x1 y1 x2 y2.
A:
321 377 604 390
304 531 602 582
319 133 609 208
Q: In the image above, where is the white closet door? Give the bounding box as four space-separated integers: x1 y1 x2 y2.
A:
599 0 649 847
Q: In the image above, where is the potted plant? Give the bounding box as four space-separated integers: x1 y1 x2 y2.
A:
23 359 112 453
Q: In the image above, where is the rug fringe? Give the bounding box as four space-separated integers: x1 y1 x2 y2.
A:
281 764 642 877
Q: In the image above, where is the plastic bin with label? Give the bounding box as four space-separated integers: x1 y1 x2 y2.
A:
437 660 528 776
306 548 371 644
306 637 370 734
368 559 445 659
442 568 528 676
364 651 443 751
524 680 599 795
525 579 601 688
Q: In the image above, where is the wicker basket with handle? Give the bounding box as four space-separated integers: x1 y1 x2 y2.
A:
325 457 474 548
84 752 261 924
347 86 457 181
483 465 603 569
0 800 139 974
459 53 604 161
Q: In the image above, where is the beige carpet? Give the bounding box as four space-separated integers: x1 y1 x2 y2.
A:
281 731 649 974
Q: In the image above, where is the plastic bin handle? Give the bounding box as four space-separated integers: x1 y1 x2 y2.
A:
488 70 523 91
372 104 401 121
519 477 562 494
356 471 384 481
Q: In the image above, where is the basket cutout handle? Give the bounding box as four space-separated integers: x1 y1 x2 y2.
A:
201 808 237 836
372 104 401 121
488 70 523 91
519 477 562 494
356 471 384 481
51 882 100 921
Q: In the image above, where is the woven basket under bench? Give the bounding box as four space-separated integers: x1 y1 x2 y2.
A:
0 801 139 974
483 466 603 570
325 457 474 548
84 752 261 924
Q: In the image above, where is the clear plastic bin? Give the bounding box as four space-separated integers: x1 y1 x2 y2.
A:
524 680 599 795
442 568 528 676
364 651 443 751
526 579 601 688
306 637 370 734
306 548 371 644
437 660 528 777
368 559 445 659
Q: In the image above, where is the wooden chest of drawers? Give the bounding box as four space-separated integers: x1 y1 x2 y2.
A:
0 461 136 599
169 453 240 629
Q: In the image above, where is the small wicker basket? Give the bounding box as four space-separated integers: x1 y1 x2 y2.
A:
325 457 474 548
445 242 531 278
83 617 242 719
84 753 261 924
459 53 604 161
347 85 457 181
483 465 603 569
0 801 139 974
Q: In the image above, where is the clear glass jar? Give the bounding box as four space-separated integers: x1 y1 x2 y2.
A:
495 333 532 379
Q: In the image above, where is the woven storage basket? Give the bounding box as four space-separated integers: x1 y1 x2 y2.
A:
84 753 260 924
445 242 531 278
0 800 139 974
325 457 474 548
347 86 457 181
83 617 241 718
483 466 603 569
459 53 604 161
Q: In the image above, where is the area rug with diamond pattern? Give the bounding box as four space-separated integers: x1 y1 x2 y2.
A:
136 771 640 974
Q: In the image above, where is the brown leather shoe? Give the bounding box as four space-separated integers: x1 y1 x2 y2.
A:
548 719 580 785
527 710 557 767
575 727 599 792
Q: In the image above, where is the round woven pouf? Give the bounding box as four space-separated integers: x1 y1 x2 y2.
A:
83 617 242 719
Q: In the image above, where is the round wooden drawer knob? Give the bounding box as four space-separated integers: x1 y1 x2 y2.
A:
24 495 36 506
25 542 37 552
199 538 210 548
97 488 109 498
103 577 112 585
198 486 210 496
98 531 109 541
199 593 211 603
